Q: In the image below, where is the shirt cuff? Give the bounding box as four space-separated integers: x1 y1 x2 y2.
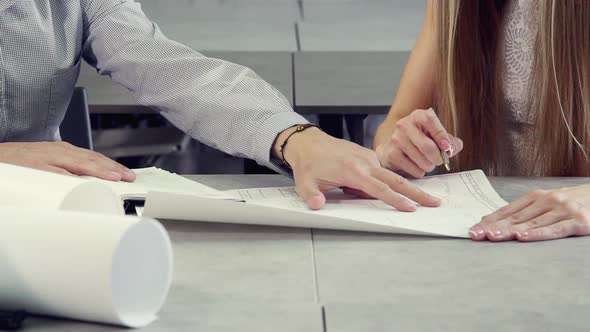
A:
252 111 310 175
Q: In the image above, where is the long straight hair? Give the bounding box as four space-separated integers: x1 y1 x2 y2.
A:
435 0 590 176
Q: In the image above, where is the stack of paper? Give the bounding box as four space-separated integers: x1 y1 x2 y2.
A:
142 170 508 238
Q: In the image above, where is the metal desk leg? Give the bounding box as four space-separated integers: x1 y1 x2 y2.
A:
319 114 344 139
345 114 368 146
244 159 275 174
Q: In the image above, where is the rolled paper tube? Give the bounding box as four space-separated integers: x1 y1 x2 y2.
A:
0 207 173 327
0 162 123 215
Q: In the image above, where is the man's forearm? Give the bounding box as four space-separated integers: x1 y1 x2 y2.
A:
82 0 306 167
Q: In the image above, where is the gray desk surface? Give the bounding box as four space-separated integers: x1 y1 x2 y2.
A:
294 51 408 110
26 175 590 331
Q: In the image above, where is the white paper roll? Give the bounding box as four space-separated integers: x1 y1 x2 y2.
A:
0 163 123 215
0 207 173 327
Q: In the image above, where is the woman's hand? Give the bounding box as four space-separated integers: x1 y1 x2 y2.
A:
469 185 590 242
276 127 442 211
375 108 463 178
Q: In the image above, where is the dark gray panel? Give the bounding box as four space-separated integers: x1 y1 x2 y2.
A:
294 51 409 109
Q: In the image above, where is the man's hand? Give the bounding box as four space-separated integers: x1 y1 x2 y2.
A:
0 142 136 181
274 127 442 211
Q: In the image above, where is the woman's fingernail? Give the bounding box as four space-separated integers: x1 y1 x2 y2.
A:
486 230 501 238
470 227 484 235
449 144 456 155
441 139 452 151
517 231 529 239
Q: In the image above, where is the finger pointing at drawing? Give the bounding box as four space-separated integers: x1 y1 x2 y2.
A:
275 127 441 211
295 178 327 210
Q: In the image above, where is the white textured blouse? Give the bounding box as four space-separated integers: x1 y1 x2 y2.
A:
497 0 539 175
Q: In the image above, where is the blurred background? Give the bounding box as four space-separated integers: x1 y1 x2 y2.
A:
78 0 426 174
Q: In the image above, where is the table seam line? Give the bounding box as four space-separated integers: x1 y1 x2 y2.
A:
310 228 321 303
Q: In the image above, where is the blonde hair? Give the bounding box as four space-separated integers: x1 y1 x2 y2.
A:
436 0 590 176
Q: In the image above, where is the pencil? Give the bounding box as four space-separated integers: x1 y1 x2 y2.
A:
441 150 450 171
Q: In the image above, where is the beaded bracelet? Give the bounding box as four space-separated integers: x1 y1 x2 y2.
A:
279 124 320 170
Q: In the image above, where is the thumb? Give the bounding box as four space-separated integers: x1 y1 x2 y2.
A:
449 136 464 157
296 179 326 210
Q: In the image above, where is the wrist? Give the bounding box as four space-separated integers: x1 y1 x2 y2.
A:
374 143 386 162
272 126 326 169
373 123 393 150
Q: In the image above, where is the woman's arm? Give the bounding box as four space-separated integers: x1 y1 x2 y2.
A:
373 0 438 149
372 0 462 178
